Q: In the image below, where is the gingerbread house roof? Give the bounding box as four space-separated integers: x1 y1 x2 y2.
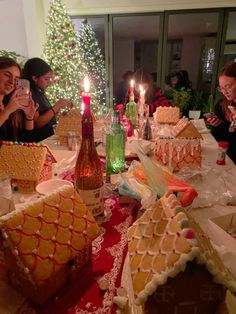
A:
0 185 99 286
0 141 56 182
153 106 180 124
56 108 81 137
127 192 236 305
171 117 202 139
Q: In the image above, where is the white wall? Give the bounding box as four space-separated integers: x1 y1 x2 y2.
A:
0 0 28 56
0 0 45 58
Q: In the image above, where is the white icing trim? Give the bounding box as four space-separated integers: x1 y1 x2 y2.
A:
135 246 200 305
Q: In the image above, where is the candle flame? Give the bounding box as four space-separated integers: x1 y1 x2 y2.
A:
139 84 145 93
84 76 90 93
81 102 84 114
130 79 134 88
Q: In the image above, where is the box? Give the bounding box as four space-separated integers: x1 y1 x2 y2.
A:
208 213 236 252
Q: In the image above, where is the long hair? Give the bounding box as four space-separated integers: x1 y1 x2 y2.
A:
0 56 23 140
218 61 236 114
22 57 52 91
218 61 236 79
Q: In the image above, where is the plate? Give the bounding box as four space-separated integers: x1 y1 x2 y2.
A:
36 179 73 195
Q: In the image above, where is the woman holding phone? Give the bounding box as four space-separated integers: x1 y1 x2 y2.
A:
205 61 236 164
22 57 72 142
0 56 37 142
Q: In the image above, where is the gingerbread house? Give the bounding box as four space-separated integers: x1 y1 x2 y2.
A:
55 108 81 145
0 185 100 305
171 116 202 139
153 106 180 124
0 141 56 192
152 117 202 171
127 193 236 314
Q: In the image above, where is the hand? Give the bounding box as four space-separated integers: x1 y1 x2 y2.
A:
22 93 39 120
54 98 73 112
203 112 222 127
4 89 25 115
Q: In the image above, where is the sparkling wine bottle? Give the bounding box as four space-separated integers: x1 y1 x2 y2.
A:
126 89 137 131
106 110 125 182
74 94 104 217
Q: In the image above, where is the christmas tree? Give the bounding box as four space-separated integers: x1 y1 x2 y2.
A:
43 0 86 109
78 19 107 114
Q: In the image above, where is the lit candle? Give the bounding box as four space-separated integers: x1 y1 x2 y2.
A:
130 79 134 94
139 85 146 116
139 85 146 105
81 76 90 114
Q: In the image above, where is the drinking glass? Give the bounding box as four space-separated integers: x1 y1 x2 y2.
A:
0 173 12 199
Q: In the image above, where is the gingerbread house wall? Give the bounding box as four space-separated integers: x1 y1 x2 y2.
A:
4 245 91 305
144 261 226 314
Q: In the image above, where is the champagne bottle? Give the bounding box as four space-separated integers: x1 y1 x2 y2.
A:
106 110 125 182
126 89 137 131
74 98 104 217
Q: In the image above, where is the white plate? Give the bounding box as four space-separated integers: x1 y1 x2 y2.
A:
36 179 73 195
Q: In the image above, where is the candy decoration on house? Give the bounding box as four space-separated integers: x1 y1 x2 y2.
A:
43 0 86 112
78 19 107 116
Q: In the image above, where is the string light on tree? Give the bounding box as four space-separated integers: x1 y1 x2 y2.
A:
78 19 107 115
43 0 86 112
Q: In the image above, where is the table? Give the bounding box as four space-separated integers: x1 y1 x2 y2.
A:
120 132 236 314
1 131 236 313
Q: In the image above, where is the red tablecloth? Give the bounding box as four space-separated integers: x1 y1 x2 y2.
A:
33 199 138 314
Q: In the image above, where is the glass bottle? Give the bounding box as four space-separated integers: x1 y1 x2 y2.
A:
106 110 125 182
141 106 152 140
74 98 104 217
125 89 137 131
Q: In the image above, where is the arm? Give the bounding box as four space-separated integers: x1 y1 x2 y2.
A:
34 98 73 128
21 93 38 130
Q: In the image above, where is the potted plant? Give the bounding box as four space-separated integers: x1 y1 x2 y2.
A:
189 91 214 119
165 87 192 116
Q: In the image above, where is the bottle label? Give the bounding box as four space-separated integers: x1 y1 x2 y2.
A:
78 186 104 216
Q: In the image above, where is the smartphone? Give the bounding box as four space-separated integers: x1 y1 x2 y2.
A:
203 112 217 120
15 78 30 106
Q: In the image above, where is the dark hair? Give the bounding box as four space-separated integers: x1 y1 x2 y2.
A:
133 68 153 85
218 61 236 79
0 57 23 140
22 57 52 89
122 70 134 81
0 56 21 72
171 70 192 89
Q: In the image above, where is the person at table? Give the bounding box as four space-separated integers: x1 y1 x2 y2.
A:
0 56 37 142
114 70 134 105
125 68 171 116
205 61 236 164
22 57 73 142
